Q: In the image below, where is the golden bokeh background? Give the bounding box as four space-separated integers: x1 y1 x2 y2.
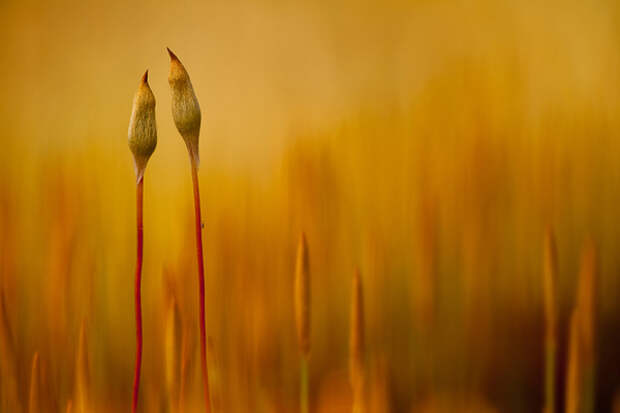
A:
1 0 620 411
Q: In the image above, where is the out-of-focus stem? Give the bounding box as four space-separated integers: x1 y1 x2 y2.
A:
543 229 557 413
132 178 144 413
544 338 556 413
300 356 309 413
191 161 211 413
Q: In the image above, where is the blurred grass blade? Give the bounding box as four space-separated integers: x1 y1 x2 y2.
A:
28 352 41 413
543 228 558 413
165 297 182 412
565 310 581 413
75 320 90 413
350 269 365 413
0 287 20 412
576 239 596 413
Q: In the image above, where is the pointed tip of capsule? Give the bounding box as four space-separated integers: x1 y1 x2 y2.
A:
141 69 149 84
166 47 180 62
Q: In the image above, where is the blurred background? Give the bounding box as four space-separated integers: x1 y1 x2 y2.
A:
1 0 620 411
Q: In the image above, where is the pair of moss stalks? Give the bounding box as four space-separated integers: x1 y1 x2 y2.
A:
128 49 210 413
293 234 366 413
543 229 597 413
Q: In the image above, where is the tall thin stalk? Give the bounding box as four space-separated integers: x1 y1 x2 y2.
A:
167 48 211 412
128 70 157 413
350 269 365 413
28 352 40 413
294 233 310 413
191 161 211 411
164 295 182 412
565 310 581 413
76 320 90 413
132 178 144 413
543 228 558 413
576 239 596 413
300 357 309 413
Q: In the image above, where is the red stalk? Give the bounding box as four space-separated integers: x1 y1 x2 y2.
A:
132 178 144 413
191 162 211 413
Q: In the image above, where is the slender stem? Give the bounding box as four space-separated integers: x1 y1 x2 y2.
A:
132 178 144 413
544 336 555 413
300 356 309 413
191 162 211 413
583 367 595 413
